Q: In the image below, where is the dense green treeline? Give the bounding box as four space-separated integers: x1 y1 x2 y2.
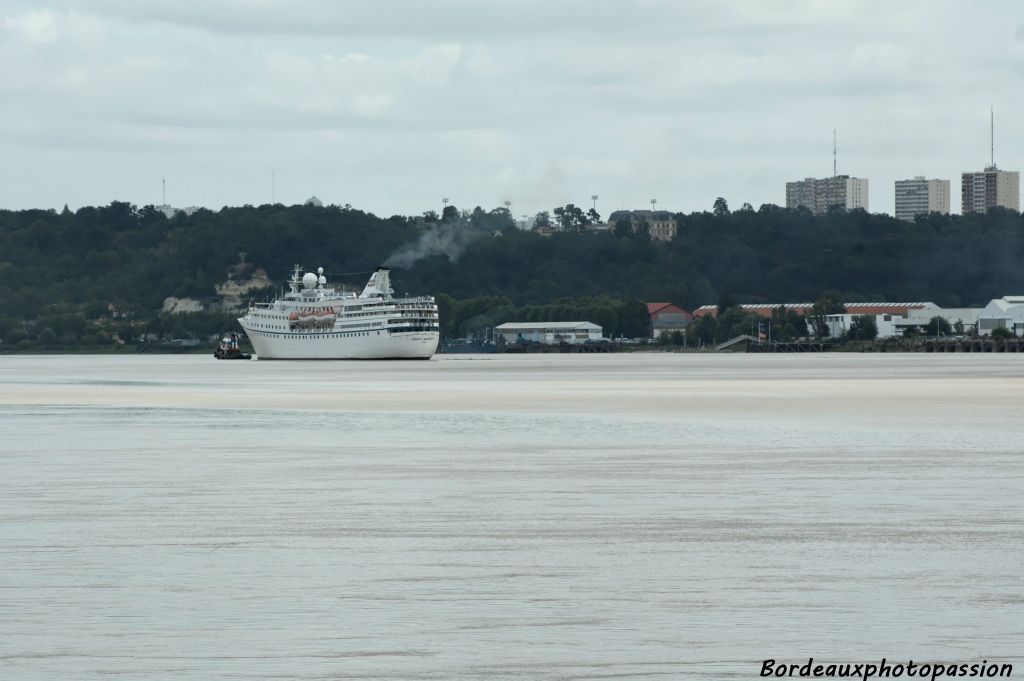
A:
2 200 1023 349
0 202 417 317
396 204 1024 309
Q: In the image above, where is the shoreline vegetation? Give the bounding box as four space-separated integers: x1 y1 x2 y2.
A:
6 335 1021 355
2 200 1023 354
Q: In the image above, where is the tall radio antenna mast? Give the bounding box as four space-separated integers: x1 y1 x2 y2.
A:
162 177 166 205
990 106 994 167
833 129 837 177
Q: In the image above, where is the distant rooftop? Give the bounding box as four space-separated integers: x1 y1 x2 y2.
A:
608 209 675 221
693 302 937 318
646 302 691 317
155 204 200 218
495 321 602 330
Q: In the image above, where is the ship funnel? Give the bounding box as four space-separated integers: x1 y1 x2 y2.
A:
359 267 394 300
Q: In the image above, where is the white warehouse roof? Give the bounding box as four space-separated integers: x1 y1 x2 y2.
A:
495 322 602 331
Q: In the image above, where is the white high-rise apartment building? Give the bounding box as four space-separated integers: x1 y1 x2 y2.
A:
894 177 950 221
961 166 1020 213
785 175 869 215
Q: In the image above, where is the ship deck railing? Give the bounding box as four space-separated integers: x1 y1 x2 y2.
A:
249 296 434 311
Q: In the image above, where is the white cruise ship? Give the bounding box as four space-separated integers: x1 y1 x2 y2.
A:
238 265 439 359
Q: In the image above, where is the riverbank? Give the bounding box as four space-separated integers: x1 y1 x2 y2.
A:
0 344 218 355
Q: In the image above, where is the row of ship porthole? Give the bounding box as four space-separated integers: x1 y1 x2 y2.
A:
251 331 378 338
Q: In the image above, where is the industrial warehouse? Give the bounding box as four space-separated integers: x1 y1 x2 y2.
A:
494 321 604 345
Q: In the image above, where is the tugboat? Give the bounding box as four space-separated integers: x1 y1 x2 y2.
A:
214 333 251 360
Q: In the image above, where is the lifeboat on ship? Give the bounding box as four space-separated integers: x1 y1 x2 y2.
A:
289 308 337 328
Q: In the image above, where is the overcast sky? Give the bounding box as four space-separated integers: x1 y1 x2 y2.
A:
2 0 1021 217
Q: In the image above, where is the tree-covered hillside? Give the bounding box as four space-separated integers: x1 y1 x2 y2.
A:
399 204 1023 309
1 200 1023 349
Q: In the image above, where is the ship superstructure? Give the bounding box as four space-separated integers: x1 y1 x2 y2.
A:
239 265 439 359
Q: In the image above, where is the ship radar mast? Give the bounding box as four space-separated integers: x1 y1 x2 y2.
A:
288 264 302 293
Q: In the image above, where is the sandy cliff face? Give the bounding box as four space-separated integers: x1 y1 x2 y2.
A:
215 268 272 309
161 267 274 314
161 297 204 314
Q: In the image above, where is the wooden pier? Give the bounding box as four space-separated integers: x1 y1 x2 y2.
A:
880 338 1024 353
497 341 623 354
745 340 836 353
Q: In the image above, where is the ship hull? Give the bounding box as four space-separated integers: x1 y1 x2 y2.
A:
239 322 438 360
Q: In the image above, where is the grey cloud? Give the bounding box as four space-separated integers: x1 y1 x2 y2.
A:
41 0 776 39
1 0 1022 217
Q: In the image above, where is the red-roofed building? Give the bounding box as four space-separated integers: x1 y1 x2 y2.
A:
647 302 693 338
